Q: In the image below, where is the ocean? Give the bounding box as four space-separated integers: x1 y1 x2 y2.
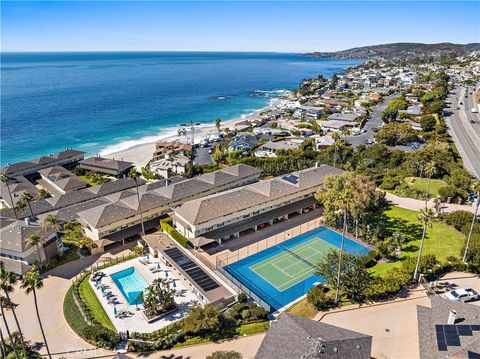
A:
0 52 361 165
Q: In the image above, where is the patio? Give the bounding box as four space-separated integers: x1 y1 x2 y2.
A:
90 256 199 333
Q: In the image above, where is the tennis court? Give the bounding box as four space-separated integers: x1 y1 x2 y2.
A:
250 237 336 291
224 226 371 311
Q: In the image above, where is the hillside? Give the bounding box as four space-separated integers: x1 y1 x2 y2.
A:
305 42 480 60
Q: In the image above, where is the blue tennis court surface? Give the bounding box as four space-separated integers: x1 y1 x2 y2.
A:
224 226 370 311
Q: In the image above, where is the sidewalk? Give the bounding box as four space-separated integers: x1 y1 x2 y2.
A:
385 192 477 214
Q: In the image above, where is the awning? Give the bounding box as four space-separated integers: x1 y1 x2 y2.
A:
189 236 216 248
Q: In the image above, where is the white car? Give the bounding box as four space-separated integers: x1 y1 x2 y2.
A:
443 288 479 302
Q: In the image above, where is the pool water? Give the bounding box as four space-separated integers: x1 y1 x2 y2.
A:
110 267 148 304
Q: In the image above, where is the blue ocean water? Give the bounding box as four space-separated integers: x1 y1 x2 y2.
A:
1 52 361 165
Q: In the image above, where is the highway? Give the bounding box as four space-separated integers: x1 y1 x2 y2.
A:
444 84 480 178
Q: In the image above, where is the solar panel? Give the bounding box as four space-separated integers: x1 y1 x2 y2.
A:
435 324 480 352
164 247 220 292
282 174 299 185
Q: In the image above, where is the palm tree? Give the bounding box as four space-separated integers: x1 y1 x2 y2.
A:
0 326 7 358
177 128 187 137
462 180 480 263
35 188 51 201
128 168 145 236
20 266 52 359
0 263 27 358
423 161 437 209
0 174 17 219
0 294 20 359
20 191 35 220
43 214 62 252
215 117 222 131
27 232 44 263
413 208 436 282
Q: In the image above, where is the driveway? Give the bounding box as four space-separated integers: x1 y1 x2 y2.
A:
193 146 214 165
385 192 477 214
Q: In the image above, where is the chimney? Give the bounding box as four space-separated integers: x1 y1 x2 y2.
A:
24 218 31 226
447 310 457 324
165 179 171 186
315 161 320 168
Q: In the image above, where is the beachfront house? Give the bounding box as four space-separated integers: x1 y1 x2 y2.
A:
79 156 134 178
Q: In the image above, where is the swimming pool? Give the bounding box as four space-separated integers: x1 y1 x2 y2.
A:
224 226 370 311
110 267 148 304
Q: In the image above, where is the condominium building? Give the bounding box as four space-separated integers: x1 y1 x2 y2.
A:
171 164 343 243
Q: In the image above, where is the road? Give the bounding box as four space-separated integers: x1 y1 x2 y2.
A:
444 84 480 178
347 93 398 149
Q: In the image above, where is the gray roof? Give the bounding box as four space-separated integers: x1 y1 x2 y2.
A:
261 139 303 151
0 220 54 253
328 113 360 122
256 313 372 359
417 296 480 359
0 175 39 207
79 156 133 173
39 166 87 192
1 149 85 176
173 165 343 226
77 164 261 228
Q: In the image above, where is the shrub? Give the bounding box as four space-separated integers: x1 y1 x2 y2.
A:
420 115 436 132
307 286 333 310
82 325 120 349
237 292 248 303
438 185 458 200
207 351 243 359
160 217 189 247
443 210 474 232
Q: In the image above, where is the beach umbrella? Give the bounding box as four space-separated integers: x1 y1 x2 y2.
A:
165 271 169 278
172 281 176 288
101 286 105 293
146 254 149 260
114 306 117 315
156 262 160 270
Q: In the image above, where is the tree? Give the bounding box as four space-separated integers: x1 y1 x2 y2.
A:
306 285 332 310
215 117 222 131
42 214 61 252
128 168 145 236
0 295 19 359
0 174 17 219
19 192 35 220
423 161 437 208
206 351 242 359
35 189 51 201
20 266 52 359
27 232 44 263
0 263 27 358
182 305 222 335
142 278 176 317
316 250 372 304
177 128 187 137
374 122 418 146
463 180 480 263
419 115 436 132
413 208 436 281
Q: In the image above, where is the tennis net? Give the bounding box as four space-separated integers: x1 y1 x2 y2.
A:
280 245 317 268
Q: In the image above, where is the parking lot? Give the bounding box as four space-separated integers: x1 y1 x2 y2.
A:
193 144 214 165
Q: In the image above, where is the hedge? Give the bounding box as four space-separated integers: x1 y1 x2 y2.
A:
160 217 189 248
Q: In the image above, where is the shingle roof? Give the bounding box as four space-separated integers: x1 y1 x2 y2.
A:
79 156 133 172
77 202 137 228
173 165 343 226
0 220 54 252
256 313 372 359
417 296 480 359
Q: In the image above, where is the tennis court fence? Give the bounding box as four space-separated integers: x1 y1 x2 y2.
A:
215 216 323 268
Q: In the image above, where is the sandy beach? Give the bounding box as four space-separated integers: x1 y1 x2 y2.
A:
106 108 270 169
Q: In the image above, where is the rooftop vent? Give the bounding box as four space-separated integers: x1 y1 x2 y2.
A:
448 310 457 325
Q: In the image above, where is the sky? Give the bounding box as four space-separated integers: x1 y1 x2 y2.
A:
1 1 479 52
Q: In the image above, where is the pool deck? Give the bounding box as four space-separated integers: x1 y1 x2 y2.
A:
91 257 199 333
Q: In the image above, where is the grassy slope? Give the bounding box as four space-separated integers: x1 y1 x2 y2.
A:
370 206 465 276
286 298 318 319
78 278 116 332
78 175 99 187
405 177 447 197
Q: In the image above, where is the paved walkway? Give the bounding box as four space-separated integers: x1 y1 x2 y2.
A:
385 192 477 214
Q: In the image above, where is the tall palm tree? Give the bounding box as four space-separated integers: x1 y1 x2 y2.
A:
0 174 17 219
43 214 62 252
177 128 187 138
0 326 7 358
27 232 44 263
0 263 27 358
413 208 436 282
20 191 35 220
20 266 52 359
462 180 480 263
215 117 222 131
423 161 437 209
128 168 145 236
0 295 19 359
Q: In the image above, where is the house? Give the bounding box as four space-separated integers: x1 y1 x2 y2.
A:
399 105 422 116
417 296 480 358
314 134 335 150
0 175 39 208
320 120 351 132
0 218 59 275
79 156 134 178
299 106 324 120
39 166 88 194
260 137 305 153
153 140 192 161
0 149 85 178
228 134 258 152
327 113 360 123
149 154 189 178
77 165 261 245
171 165 343 243
256 313 372 359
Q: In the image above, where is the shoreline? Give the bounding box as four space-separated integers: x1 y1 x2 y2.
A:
106 102 277 169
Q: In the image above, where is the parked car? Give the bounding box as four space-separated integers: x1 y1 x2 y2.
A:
443 288 479 302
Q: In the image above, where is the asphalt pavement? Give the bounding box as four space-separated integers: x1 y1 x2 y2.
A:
193 145 214 165
444 84 480 178
347 93 399 148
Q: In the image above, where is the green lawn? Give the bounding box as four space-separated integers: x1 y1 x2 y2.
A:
286 298 318 319
78 277 116 331
370 206 465 276
405 177 446 198
78 175 99 187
